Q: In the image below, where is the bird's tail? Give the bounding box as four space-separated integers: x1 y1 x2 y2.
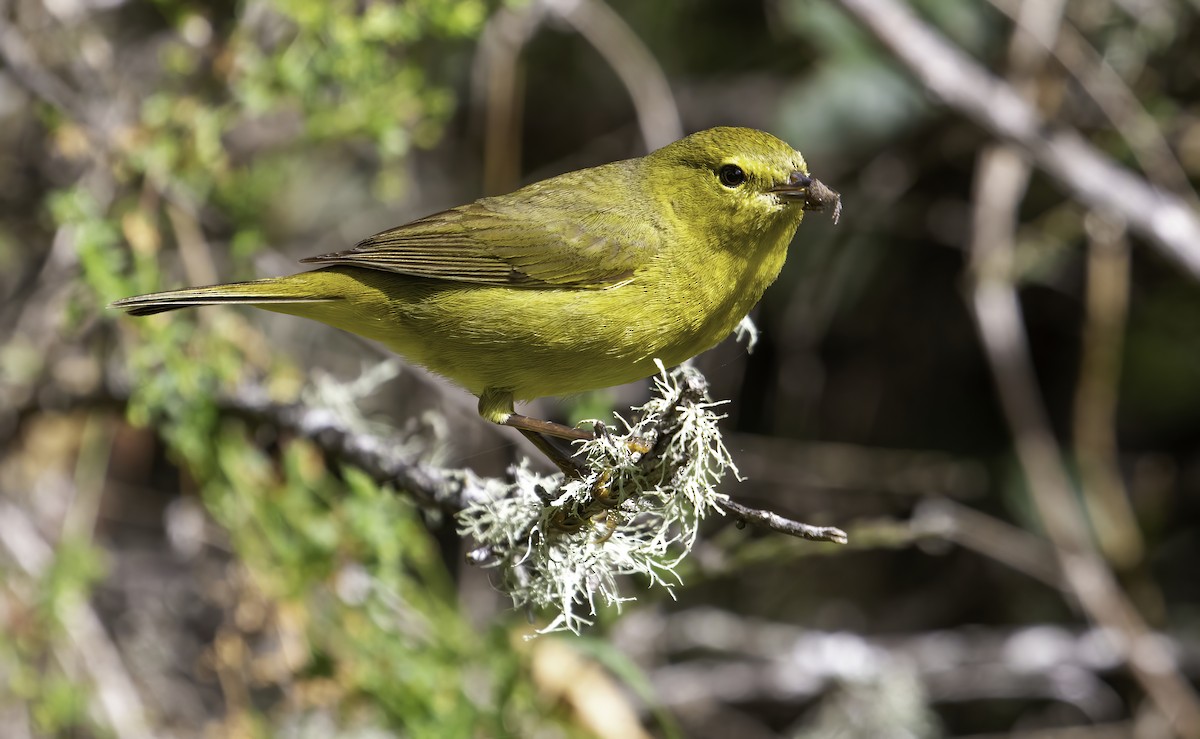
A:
110 276 339 317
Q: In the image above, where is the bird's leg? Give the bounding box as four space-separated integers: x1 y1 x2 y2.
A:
503 413 593 441
517 429 588 478
478 388 652 475
479 388 594 476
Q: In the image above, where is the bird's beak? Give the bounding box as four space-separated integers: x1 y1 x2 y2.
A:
770 172 842 224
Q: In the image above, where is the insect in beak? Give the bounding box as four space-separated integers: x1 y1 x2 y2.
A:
770 172 842 224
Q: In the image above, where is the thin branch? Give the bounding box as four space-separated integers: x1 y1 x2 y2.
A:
473 0 681 195
212 384 478 514
717 497 848 544
546 0 683 150
1074 216 1143 568
473 2 545 194
911 498 1064 590
968 262 1200 738
832 0 1200 279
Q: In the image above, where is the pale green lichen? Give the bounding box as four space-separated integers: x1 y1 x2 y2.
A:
457 361 737 634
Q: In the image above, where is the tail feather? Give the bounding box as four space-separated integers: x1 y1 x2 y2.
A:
110 278 339 317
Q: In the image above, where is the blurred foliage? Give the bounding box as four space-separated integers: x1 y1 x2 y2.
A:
197 441 566 736
5 0 599 735
0 537 108 736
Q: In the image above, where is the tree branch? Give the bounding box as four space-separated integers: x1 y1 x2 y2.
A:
832 0 1200 279
213 385 479 514
17 371 844 543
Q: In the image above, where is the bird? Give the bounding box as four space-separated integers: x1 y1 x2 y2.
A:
112 126 840 471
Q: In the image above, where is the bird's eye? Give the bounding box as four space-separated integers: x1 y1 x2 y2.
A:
718 164 746 188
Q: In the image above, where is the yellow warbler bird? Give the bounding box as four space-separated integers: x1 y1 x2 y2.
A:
113 127 839 459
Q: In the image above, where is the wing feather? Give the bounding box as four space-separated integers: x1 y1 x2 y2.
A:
300 160 659 289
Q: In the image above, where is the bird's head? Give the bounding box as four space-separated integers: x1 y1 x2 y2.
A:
647 126 841 237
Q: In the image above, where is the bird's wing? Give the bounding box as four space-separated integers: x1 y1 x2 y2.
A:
300 187 660 289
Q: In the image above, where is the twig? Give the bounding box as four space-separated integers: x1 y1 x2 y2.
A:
832 0 1200 279
911 498 1064 590
717 497 847 544
968 257 1200 736
1074 216 1143 568
473 0 681 195
473 2 546 194
232 384 844 542
546 0 682 150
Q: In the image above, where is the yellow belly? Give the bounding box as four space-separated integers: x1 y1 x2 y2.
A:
268 268 709 399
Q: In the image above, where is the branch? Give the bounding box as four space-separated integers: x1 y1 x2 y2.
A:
473 0 681 195
1074 217 1143 567
717 497 847 544
473 1 546 194
15 370 842 543
832 0 1200 279
546 0 682 150
911 498 1064 590
211 384 481 514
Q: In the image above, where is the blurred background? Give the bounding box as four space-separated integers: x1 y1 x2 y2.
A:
2 0 1200 736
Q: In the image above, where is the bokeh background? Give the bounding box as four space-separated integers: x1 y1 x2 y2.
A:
2 0 1200 736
